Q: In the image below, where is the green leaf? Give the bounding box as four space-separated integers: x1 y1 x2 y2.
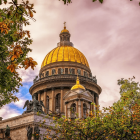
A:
99 0 103 3
0 17 3 22
0 0 2 5
93 0 97 2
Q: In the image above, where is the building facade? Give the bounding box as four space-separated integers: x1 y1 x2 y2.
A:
0 24 102 140
29 24 102 118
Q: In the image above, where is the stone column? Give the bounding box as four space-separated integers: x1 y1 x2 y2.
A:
95 94 99 116
81 100 83 118
52 88 55 112
90 103 92 112
65 102 68 118
60 87 64 113
76 99 78 116
44 89 47 113
38 91 41 102
92 92 95 115
92 100 95 115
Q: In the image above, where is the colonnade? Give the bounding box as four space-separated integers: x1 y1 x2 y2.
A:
36 88 99 116
37 87 64 114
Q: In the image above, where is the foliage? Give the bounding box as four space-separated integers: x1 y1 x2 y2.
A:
36 76 140 140
0 0 37 108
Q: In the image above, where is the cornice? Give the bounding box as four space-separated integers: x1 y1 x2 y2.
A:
29 75 102 96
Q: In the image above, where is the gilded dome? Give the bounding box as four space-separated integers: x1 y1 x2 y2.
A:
41 46 89 68
61 27 69 33
71 76 85 90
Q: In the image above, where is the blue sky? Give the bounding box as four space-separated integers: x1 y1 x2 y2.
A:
0 0 140 120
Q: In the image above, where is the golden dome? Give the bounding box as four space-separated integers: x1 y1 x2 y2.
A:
71 76 85 90
61 27 69 33
41 46 89 68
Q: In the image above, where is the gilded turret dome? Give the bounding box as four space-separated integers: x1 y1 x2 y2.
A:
71 76 85 90
61 27 69 33
61 21 69 33
41 46 89 68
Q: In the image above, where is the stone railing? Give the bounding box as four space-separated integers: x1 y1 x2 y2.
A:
33 74 97 84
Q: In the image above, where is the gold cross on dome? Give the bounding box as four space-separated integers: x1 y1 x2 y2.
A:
64 22 66 28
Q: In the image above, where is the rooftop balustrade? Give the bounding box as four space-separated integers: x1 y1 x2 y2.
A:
33 74 97 84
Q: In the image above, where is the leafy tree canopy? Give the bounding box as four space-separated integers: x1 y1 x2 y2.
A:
0 0 37 108
36 77 140 140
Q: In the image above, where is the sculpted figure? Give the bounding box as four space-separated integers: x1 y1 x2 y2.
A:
34 125 40 140
33 76 38 83
23 95 48 114
5 125 10 137
27 125 32 140
23 100 33 114
32 96 39 113
37 101 44 114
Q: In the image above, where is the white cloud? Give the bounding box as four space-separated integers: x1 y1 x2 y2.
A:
0 105 21 120
11 98 26 108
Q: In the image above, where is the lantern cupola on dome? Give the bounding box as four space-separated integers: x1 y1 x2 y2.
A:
61 22 69 33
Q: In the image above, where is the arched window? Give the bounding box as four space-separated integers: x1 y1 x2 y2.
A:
71 103 76 119
55 93 61 112
77 69 81 75
52 69 56 75
46 96 49 114
45 71 49 77
83 103 87 118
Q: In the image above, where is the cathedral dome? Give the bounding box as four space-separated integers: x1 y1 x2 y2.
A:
41 46 89 68
71 76 85 90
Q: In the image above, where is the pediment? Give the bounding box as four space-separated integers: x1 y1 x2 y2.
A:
63 89 94 100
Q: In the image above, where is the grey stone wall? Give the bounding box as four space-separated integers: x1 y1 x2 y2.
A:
0 113 57 140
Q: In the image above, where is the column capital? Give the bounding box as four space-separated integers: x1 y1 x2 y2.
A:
52 87 55 90
38 91 41 94
61 87 64 90
44 89 47 92
65 101 69 105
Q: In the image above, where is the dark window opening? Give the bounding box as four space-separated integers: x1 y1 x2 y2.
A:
83 103 87 118
46 96 49 114
58 68 61 74
65 68 68 74
46 71 49 77
71 103 76 119
55 93 61 113
58 68 63 74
